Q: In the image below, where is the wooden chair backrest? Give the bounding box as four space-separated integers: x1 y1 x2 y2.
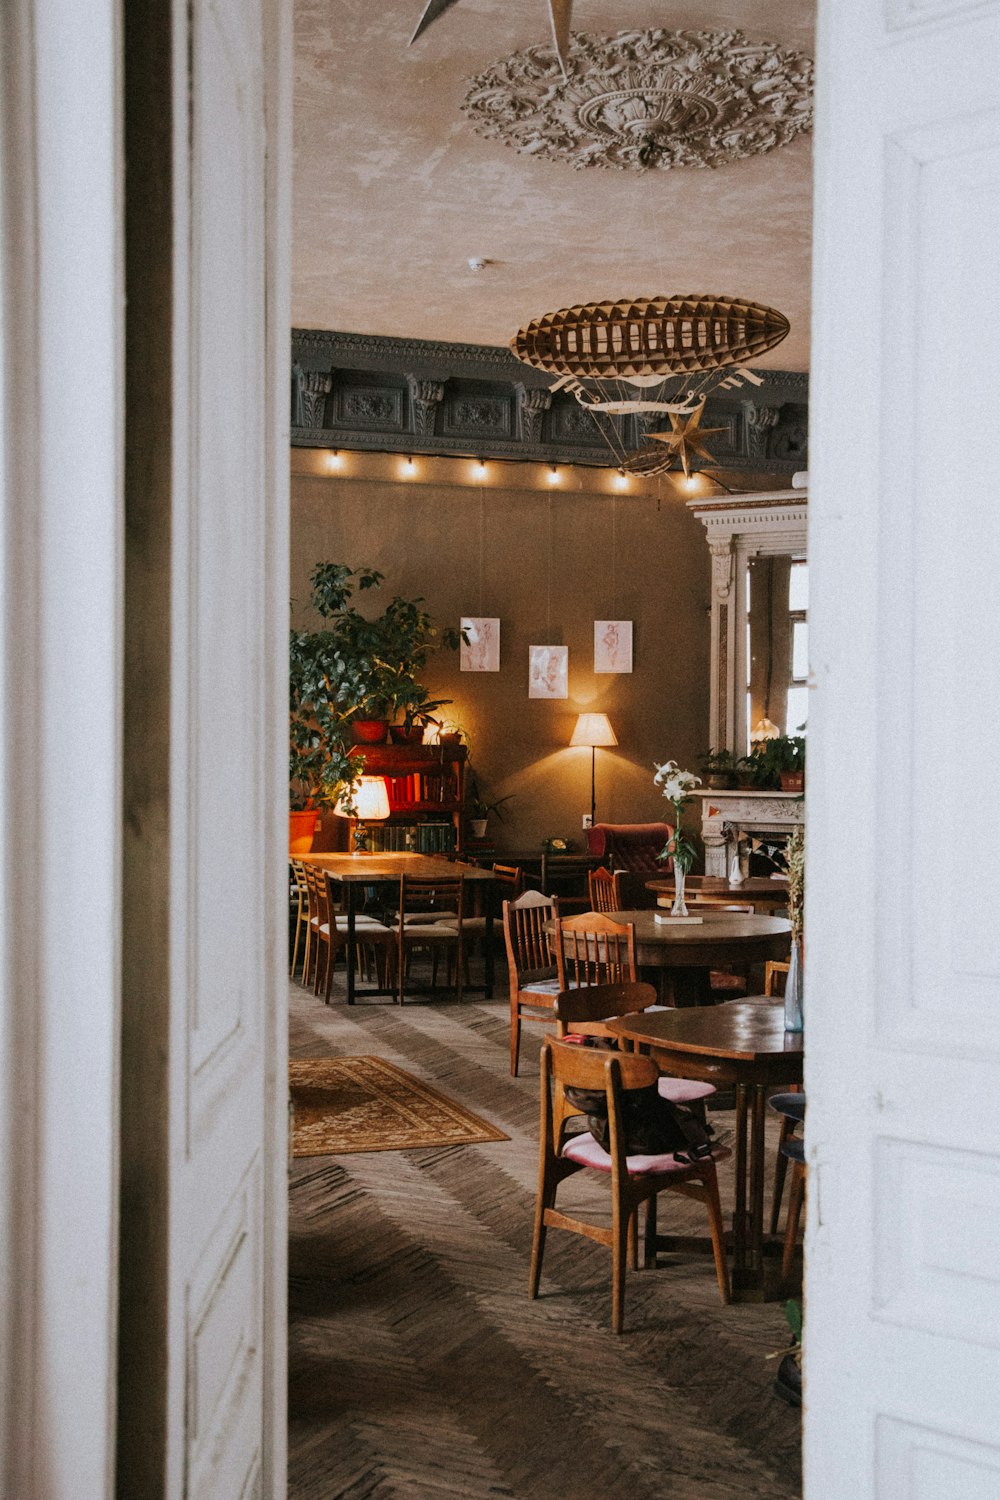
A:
588 866 621 913
553 980 657 1032
398 874 464 924
492 862 524 897
290 859 309 894
765 959 791 997
541 1038 658 1156
554 911 637 988
503 889 558 983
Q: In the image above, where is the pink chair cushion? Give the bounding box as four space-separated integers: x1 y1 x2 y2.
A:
658 1077 716 1104
562 1132 731 1177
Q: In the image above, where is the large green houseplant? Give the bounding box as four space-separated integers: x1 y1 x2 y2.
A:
289 563 461 847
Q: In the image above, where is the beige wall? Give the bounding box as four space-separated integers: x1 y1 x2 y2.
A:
291 458 712 855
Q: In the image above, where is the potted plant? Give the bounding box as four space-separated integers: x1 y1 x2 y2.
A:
735 753 767 789
768 734 806 792
466 776 514 840
388 692 452 744
297 563 461 745
698 748 738 790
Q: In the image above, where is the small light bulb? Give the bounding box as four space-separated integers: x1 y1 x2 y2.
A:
473 459 488 480
401 456 416 477
327 449 343 471
614 469 629 490
684 473 698 491
547 464 561 485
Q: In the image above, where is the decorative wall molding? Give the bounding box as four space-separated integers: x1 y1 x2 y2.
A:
462 28 813 172
291 329 809 475
688 489 808 754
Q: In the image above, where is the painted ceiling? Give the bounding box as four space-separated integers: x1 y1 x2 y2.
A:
293 0 815 370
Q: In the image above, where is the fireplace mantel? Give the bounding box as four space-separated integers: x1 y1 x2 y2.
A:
696 788 805 877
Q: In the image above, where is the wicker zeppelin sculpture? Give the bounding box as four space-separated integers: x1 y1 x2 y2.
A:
510 295 789 380
509 294 791 478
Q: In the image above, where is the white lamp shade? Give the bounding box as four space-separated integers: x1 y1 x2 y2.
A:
353 776 391 821
569 712 618 748
750 716 781 743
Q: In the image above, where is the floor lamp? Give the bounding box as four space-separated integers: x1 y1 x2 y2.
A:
569 712 618 827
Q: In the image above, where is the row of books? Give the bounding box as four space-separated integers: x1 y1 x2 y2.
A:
361 822 457 854
384 773 457 809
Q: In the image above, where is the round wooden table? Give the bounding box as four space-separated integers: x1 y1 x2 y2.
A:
613 908 792 1005
605 999 803 1298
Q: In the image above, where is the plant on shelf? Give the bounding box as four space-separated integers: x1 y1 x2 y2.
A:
744 734 806 791
466 775 514 839
288 562 461 847
389 692 453 744
652 759 702 917
698 747 738 789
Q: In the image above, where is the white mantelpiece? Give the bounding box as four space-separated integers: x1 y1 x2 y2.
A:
696 789 805 877
687 489 807 754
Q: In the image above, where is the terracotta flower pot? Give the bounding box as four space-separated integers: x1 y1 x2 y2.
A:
351 719 389 745
289 809 319 854
779 771 804 793
389 723 425 745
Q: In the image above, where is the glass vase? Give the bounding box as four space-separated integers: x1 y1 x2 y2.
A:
784 937 804 1032
671 864 689 918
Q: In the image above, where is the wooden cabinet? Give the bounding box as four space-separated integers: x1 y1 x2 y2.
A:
348 743 467 854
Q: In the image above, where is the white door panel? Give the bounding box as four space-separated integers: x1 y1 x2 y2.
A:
120 0 287 1494
808 1 1000 1494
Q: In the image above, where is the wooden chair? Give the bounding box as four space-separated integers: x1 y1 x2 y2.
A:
302 862 339 1002
764 960 797 1231
502 889 561 1077
391 875 465 1005
553 982 717 1109
768 1091 806 1280
289 860 310 979
553 910 637 990
588 866 622 913
530 1039 731 1332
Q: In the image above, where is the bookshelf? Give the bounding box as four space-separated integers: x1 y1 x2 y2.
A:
347 743 467 854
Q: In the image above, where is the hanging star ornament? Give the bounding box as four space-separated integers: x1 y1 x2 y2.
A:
410 0 573 74
647 399 728 480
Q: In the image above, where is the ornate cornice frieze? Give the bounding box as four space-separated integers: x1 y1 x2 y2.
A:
462 28 813 172
291 330 809 474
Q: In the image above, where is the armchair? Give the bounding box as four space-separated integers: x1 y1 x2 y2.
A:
586 823 673 908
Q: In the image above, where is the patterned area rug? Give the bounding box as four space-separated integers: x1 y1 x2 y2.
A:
290 1055 509 1156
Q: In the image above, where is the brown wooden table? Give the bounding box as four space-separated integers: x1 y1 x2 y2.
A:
612 908 791 1005
605 1000 803 1298
646 876 790 914
300 853 497 1003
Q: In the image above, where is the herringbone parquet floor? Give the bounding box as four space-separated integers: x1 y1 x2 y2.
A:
289 961 802 1500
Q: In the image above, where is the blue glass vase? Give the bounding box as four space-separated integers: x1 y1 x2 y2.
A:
784 938 804 1033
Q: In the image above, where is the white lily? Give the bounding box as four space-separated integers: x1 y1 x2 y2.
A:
653 759 701 802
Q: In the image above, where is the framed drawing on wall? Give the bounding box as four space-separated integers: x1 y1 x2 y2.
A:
460 617 500 672
594 620 633 673
529 645 568 699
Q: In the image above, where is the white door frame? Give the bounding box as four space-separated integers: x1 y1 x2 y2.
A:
0 1 123 1495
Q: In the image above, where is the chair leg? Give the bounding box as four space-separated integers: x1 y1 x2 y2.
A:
782 1161 806 1283
529 1173 556 1299
770 1115 794 1234
627 1209 639 1272
611 1204 629 1334
454 939 465 1003
700 1166 732 1305
510 1001 522 1077
643 1193 658 1269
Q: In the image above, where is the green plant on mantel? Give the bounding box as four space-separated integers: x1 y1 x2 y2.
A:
289 562 461 812
748 734 805 789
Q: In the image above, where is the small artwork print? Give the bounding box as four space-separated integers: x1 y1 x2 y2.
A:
594 620 633 674
460 617 500 672
529 645 568 700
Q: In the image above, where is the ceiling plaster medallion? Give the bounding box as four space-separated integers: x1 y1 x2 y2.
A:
462 28 814 171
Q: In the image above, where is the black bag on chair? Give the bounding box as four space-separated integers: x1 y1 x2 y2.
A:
564 1080 715 1161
